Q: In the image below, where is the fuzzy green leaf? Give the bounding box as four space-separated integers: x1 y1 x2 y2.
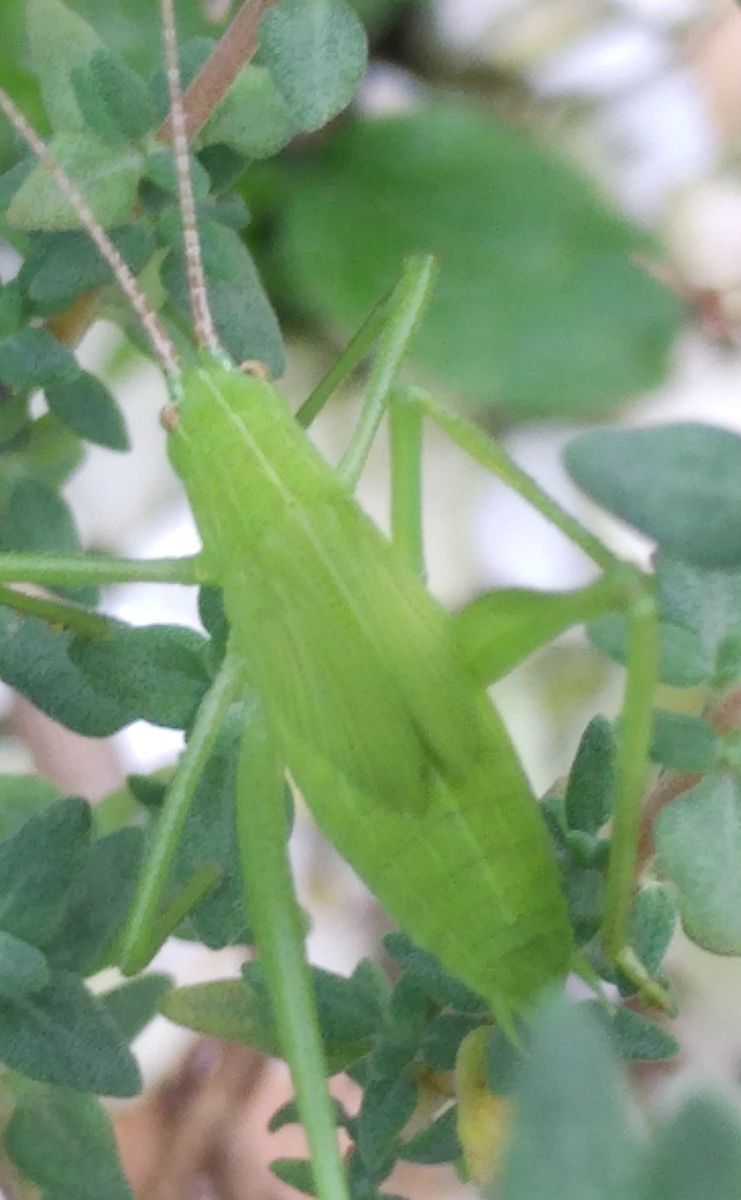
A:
0 968 140 1095
201 64 299 157
0 327 79 390
101 973 172 1042
7 133 141 231
26 0 104 131
399 1105 461 1165
630 883 677 977
638 1095 741 1200
0 477 95 604
170 707 249 947
565 716 616 834
582 1002 679 1063
0 282 23 337
358 1073 418 1170
656 774 741 954
161 222 285 376
6 1087 134 1200
259 0 367 132
21 222 155 312
45 371 129 450
0 797 90 948
656 556 741 684
382 933 488 1014
73 47 155 142
589 614 710 688
48 828 144 975
650 709 718 773
565 424 741 569
0 609 134 736
70 623 211 729
499 996 634 1200
0 932 49 997
271 1158 316 1196
0 774 61 840
280 102 679 416
419 1012 482 1071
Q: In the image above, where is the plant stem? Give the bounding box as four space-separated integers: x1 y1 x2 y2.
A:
338 255 436 490
238 706 349 1200
119 651 244 974
0 552 206 587
296 291 394 431
157 0 278 142
0 585 113 639
389 389 425 579
601 584 669 1008
405 386 620 572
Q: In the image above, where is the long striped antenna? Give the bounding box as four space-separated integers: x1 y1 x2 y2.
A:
0 85 180 381
160 0 221 356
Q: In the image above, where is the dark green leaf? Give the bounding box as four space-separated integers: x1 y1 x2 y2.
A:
0 931 49 997
0 281 23 336
201 64 299 157
0 327 78 390
650 709 718 773
163 961 378 1073
563 867 603 945
382 932 488 1014
27 0 104 132
101 973 172 1042
358 1073 418 1170
145 147 211 201
638 1095 741 1200
565 716 616 834
70 623 211 730
499 995 634 1200
171 706 249 946
10 412 85 490
484 1025 521 1097
452 582 620 687
198 585 229 667
0 968 140 1095
656 774 741 954
656 555 741 685
582 1002 678 1062
260 0 367 132
589 614 710 688
0 773 61 840
630 883 677 977
0 393 29 445
0 477 95 604
271 1158 316 1196
565 424 741 568
48 828 144 975
162 223 285 376
6 1086 134 1200
161 976 281 1054
399 1104 460 1166
280 102 679 416
21 223 155 312
7 133 141 231
0 797 90 947
419 1012 481 1071
46 371 129 450
75 47 155 141
0 608 132 735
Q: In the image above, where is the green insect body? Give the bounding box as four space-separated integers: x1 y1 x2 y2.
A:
169 359 573 1009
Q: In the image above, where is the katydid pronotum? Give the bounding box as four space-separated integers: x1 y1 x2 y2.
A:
0 2 666 1195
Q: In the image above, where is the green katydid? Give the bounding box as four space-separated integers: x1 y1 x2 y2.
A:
0 0 666 1194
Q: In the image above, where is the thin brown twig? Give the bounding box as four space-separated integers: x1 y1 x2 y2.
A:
157 0 279 143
